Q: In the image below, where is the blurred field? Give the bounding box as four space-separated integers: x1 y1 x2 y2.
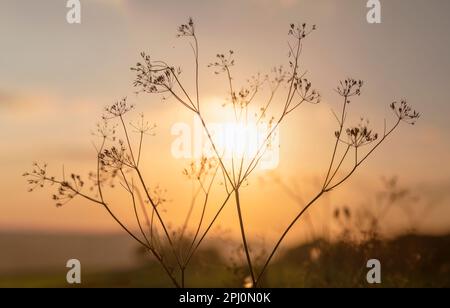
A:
0 232 138 274
1 231 449 288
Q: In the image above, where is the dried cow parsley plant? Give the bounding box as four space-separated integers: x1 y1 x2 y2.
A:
25 18 419 288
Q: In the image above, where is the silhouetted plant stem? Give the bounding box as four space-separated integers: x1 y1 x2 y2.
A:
135 167 183 268
134 187 154 244
323 96 348 190
118 113 183 269
34 174 181 287
181 267 186 288
235 188 256 286
184 165 219 263
179 184 202 249
26 18 420 288
120 169 151 248
119 115 137 166
193 35 200 111
196 113 234 186
325 118 401 192
255 115 407 287
255 191 323 286
104 205 180 287
184 189 235 266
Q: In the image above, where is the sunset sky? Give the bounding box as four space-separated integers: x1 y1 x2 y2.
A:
1 0 449 243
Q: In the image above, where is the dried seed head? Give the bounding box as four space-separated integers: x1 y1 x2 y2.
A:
336 78 364 97
390 100 420 125
104 97 134 119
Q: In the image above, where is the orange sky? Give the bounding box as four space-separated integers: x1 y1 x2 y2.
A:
0 0 450 243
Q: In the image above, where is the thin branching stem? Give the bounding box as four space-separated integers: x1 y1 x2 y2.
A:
235 188 256 286
322 96 348 189
255 116 404 287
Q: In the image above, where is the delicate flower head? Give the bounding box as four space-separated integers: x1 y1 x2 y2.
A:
295 77 321 104
208 50 235 75
131 52 176 94
92 118 117 141
336 78 364 97
177 17 195 37
130 113 157 136
339 118 378 147
390 100 420 125
104 97 134 119
288 22 316 39
183 156 218 181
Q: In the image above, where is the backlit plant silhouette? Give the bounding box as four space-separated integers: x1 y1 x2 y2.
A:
25 18 419 288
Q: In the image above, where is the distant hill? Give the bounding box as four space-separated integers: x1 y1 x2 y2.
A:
0 231 139 274
1 231 449 287
266 233 450 287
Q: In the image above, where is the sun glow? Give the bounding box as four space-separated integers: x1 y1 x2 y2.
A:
171 99 280 171
208 119 280 170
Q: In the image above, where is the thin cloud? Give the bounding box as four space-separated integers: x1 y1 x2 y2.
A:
0 89 106 120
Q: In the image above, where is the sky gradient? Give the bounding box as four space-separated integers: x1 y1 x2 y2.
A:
1 0 449 243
